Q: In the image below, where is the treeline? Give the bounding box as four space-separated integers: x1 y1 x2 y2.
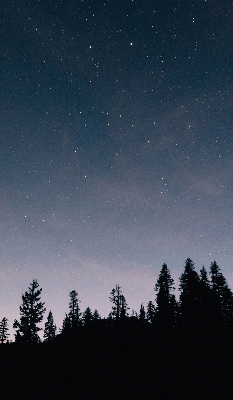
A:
1 258 233 399
1 258 233 344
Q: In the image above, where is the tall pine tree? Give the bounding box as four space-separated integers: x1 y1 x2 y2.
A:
13 279 46 343
109 284 129 321
0 317 9 343
68 290 81 328
93 309 101 320
139 303 146 323
155 263 176 329
179 258 200 331
197 266 214 335
44 311 56 342
146 301 156 323
82 307 93 326
210 261 233 335
61 290 81 332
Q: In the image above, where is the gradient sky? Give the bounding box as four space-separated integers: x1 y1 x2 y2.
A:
1 0 233 340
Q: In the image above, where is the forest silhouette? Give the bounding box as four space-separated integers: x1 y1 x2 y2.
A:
1 258 233 399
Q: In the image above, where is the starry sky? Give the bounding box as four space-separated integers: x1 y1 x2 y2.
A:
1 0 233 339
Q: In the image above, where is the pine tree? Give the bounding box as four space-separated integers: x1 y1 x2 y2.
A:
82 307 93 326
179 258 200 330
93 309 101 320
200 265 208 283
139 303 146 322
120 294 129 319
198 267 212 320
68 290 81 328
170 294 179 326
155 263 176 329
109 284 129 321
44 311 56 342
61 313 71 333
13 279 46 343
109 285 121 321
210 261 233 334
0 317 9 343
146 301 156 323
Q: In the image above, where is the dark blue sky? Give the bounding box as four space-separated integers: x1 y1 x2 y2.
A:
1 0 233 339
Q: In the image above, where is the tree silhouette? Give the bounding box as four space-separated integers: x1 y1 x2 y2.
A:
13 279 46 343
139 303 146 322
68 290 81 328
44 311 56 342
82 307 93 326
196 266 213 334
179 258 200 330
61 313 71 332
146 301 156 323
93 309 101 320
210 261 233 334
0 317 9 343
155 263 176 329
120 294 129 319
109 284 129 321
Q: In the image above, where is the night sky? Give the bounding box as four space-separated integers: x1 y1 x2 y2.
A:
1 0 233 339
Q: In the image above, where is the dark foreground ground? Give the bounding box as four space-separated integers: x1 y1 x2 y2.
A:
1 325 233 400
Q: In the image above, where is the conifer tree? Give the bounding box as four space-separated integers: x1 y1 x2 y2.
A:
200 265 208 283
146 301 156 323
13 279 46 343
61 313 71 333
210 261 233 333
179 258 200 329
120 294 129 319
139 303 146 322
68 290 81 328
44 311 56 342
0 317 9 343
109 284 129 321
82 307 93 325
198 266 213 329
93 309 101 320
155 263 176 328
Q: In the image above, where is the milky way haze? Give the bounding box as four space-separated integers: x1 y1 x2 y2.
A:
1 0 233 339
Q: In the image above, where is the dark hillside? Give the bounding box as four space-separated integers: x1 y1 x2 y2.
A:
1 323 233 400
